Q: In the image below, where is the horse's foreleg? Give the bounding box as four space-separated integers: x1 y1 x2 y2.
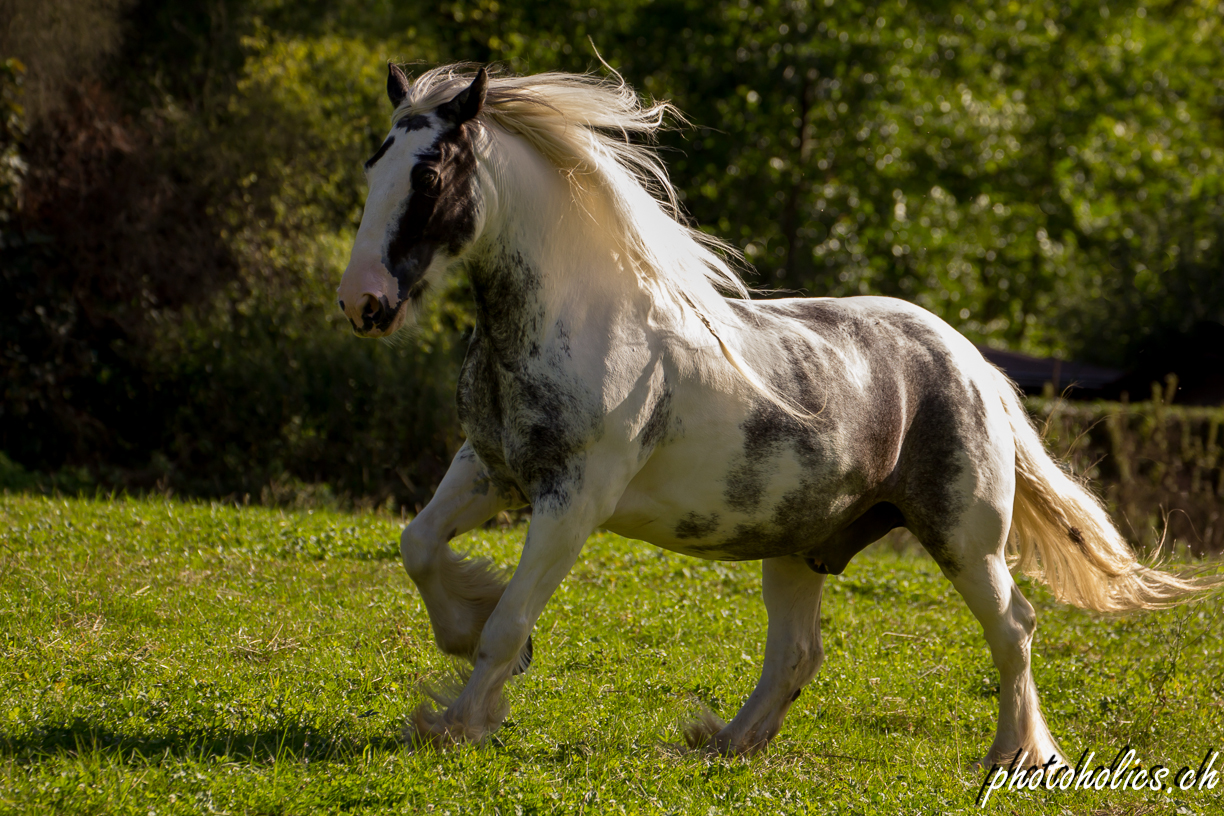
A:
401 444 524 662
687 555 826 755
410 509 593 746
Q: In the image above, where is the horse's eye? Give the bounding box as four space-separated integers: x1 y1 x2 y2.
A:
416 167 441 191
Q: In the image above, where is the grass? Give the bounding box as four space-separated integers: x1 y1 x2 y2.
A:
1 493 1222 814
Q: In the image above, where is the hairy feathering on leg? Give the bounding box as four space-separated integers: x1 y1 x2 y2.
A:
406 666 511 748
682 703 729 754
428 549 511 660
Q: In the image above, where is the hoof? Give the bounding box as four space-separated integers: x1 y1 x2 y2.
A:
404 708 463 750
405 703 495 750
976 746 1069 774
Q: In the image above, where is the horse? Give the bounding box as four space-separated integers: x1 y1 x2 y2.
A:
335 62 1211 765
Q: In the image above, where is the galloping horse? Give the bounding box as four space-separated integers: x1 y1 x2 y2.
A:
336 63 1209 765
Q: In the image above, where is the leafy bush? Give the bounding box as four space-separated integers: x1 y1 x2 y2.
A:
1032 383 1224 555
151 276 471 509
0 451 34 491
3 0 1223 512
137 32 470 509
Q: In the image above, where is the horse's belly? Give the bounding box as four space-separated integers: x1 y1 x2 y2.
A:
604 441 865 561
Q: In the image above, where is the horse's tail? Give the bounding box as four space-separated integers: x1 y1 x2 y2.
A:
995 370 1219 613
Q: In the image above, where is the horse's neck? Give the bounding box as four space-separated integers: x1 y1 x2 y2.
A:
470 145 658 365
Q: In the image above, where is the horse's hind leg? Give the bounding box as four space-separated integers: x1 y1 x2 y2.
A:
400 443 526 663
919 496 1067 771
686 555 826 755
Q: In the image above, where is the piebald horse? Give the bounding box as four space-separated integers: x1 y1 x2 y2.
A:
336 63 1208 765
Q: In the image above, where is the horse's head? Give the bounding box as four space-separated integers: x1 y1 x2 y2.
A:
338 65 489 336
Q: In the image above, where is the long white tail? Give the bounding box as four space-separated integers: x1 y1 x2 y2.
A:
995 371 1219 613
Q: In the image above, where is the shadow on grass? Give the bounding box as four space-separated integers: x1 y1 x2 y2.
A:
0 717 404 765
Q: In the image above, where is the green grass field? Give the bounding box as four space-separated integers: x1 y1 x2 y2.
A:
1 493 1222 814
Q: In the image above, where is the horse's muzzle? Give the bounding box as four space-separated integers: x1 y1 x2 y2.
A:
342 292 404 337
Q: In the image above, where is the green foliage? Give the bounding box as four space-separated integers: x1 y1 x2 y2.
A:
3 0 1224 502
0 0 132 126
2 493 1222 813
0 451 34 491
632 1 1224 360
0 58 25 229
136 29 474 506
152 279 470 507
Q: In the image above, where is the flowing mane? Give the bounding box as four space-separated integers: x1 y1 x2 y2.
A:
395 63 808 418
395 64 746 299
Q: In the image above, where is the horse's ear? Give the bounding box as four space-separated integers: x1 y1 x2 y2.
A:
387 62 410 108
437 68 488 125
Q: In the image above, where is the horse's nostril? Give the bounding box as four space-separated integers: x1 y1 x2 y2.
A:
338 299 345 311
359 294 382 324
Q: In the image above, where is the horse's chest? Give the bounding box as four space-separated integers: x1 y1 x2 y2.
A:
456 336 602 511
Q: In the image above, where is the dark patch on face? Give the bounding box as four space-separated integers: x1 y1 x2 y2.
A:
675 512 720 540
364 135 395 170
789 688 802 703
374 118 482 332
395 114 431 131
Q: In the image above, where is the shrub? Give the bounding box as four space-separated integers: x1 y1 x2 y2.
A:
1031 381 1224 555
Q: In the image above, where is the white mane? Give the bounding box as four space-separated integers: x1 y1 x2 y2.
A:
394 63 810 419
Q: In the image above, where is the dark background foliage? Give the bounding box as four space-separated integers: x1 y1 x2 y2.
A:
1 0 1222 511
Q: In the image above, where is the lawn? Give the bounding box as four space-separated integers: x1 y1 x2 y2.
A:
1 493 1221 814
